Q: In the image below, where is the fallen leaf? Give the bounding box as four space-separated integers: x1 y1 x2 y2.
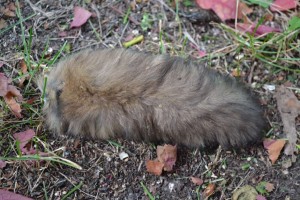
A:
4 94 22 118
196 0 252 21
232 185 258 200
190 177 204 186
146 160 164 176
275 85 299 161
0 7 16 17
263 139 286 164
0 19 7 29
0 73 9 96
203 183 215 198
256 181 272 195
0 160 6 169
8 2 17 11
19 60 27 74
70 6 92 28
0 73 23 118
265 182 274 192
0 189 33 200
18 60 28 87
270 0 297 12
157 144 177 171
263 139 276 149
26 97 36 105
13 129 35 154
237 23 281 36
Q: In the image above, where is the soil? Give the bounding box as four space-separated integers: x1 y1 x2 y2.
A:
0 0 299 200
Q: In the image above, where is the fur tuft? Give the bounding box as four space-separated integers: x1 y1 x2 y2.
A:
39 48 266 148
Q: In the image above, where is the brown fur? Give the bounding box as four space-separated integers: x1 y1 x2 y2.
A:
39 48 266 148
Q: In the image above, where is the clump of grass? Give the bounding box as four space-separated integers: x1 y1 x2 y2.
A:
218 20 300 75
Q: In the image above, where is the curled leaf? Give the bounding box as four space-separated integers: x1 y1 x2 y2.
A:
146 160 164 176
203 183 215 198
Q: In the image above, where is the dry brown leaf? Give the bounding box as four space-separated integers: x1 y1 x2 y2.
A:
0 73 23 118
190 177 204 186
203 183 215 198
4 93 22 118
1 7 15 17
0 19 7 30
275 85 299 161
157 144 177 171
0 73 8 96
146 160 164 176
265 182 275 192
18 60 28 87
263 139 286 164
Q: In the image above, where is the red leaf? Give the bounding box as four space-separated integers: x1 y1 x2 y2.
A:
70 6 92 28
196 0 252 21
13 129 35 150
270 0 297 12
190 177 204 186
237 23 281 36
0 189 33 200
157 144 177 171
146 160 164 176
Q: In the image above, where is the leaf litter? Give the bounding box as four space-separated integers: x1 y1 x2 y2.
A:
146 144 177 175
0 73 23 118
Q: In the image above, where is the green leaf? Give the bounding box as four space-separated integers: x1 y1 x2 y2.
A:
244 0 272 8
183 0 193 7
288 16 300 32
141 13 151 31
256 181 268 195
241 163 251 170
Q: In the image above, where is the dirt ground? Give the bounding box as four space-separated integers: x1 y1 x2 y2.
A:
0 0 299 199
